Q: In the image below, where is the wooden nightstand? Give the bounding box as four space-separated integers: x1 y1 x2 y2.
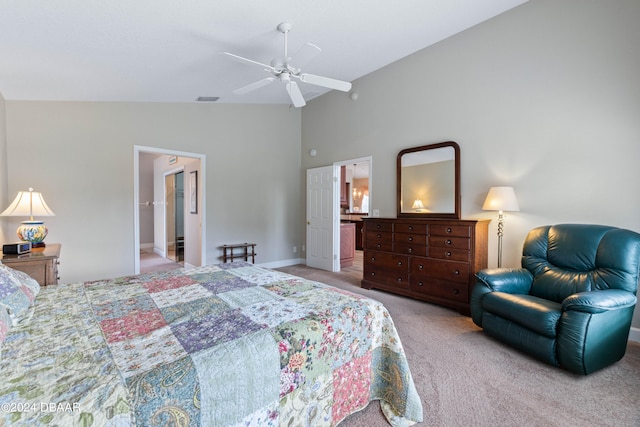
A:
0 243 61 286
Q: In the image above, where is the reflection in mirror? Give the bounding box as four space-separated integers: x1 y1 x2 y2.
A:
397 141 460 219
349 162 369 214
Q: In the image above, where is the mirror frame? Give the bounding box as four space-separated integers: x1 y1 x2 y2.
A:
397 141 461 219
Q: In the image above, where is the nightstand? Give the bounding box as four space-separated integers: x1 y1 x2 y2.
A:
0 243 61 286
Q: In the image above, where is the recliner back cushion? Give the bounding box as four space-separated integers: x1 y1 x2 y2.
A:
522 224 640 302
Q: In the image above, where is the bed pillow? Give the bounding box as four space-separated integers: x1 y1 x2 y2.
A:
8 268 40 302
0 264 40 326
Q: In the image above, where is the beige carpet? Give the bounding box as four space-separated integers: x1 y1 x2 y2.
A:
276 263 640 427
139 250 183 273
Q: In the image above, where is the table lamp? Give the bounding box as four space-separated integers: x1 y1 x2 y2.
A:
1 188 56 247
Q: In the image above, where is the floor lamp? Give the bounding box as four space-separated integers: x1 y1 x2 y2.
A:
482 186 519 268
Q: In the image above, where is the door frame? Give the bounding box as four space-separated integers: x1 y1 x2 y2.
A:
133 145 207 274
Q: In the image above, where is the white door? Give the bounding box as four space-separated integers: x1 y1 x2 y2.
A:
306 166 338 271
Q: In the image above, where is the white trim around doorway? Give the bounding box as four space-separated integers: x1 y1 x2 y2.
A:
133 145 207 274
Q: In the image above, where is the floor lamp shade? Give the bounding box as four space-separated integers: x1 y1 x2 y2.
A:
1 188 55 247
482 187 520 212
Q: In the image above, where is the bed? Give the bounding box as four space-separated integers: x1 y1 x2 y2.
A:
0 261 422 426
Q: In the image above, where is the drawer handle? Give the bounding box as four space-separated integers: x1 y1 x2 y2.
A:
418 281 424 286
446 251 452 257
376 224 382 229
377 233 382 238
418 264 424 270
409 225 414 231
453 289 460 295
446 239 452 245
447 227 453 233
371 272 375 276
408 236 413 242
397 261 403 266
408 247 413 253
371 257 376 261
397 277 403 283
376 243 382 248
453 270 460 275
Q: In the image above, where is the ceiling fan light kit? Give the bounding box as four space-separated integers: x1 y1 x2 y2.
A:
222 22 352 108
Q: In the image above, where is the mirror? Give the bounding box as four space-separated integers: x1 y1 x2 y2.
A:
397 141 460 219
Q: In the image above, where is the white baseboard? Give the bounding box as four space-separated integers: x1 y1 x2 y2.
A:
629 326 640 343
140 243 154 250
257 258 305 269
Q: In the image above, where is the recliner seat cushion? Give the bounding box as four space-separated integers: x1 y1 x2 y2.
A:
482 292 561 338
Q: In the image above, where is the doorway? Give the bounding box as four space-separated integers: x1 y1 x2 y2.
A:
335 157 371 275
133 145 207 275
165 171 184 263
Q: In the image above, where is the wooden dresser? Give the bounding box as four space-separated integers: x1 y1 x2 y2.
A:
361 218 489 314
0 243 61 286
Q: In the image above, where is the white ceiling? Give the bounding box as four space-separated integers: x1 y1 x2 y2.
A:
0 0 528 105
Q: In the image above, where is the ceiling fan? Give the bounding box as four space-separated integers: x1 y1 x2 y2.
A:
222 22 352 107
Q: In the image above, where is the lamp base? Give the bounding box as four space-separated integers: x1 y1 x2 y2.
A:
16 221 49 248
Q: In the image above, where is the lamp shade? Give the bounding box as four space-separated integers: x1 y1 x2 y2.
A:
482 186 519 212
1 188 55 219
411 199 425 210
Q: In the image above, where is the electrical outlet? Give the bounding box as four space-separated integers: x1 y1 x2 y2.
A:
293 246 297 253
302 245 305 252
373 209 380 217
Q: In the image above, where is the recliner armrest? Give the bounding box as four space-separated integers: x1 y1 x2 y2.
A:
475 268 534 294
562 289 637 314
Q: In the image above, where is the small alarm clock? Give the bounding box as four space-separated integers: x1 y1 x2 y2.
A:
2 242 32 254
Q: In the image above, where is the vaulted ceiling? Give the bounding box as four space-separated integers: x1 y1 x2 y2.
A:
0 0 528 105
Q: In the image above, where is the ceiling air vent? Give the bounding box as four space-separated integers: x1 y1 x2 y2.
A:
196 96 219 102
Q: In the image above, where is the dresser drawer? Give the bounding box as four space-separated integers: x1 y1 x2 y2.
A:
429 224 471 238
363 266 409 289
410 278 469 303
365 250 408 271
394 232 426 245
428 235 470 250
410 258 469 284
365 231 393 251
428 247 470 262
394 223 427 234
394 243 427 257
366 221 393 232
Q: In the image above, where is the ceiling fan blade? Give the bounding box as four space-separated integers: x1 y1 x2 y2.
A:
299 73 352 92
233 77 276 95
286 81 306 107
288 43 321 69
220 52 274 72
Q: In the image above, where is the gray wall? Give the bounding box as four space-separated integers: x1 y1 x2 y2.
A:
301 0 640 326
4 101 302 282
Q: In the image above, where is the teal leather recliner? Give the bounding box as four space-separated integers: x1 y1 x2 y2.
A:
471 224 640 374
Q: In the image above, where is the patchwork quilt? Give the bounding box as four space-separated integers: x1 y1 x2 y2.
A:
0 262 422 426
